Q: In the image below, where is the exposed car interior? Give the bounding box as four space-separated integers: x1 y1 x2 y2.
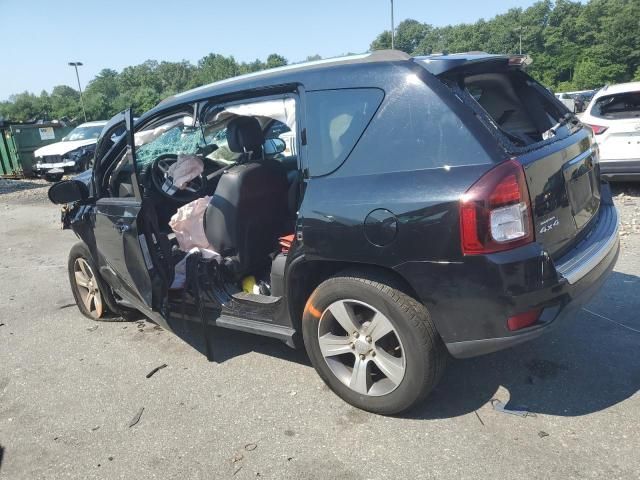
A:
459 71 569 147
106 96 300 298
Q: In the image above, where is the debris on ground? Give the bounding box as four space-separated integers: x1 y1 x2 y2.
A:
491 399 537 417
233 465 243 476
128 407 145 427
86 325 98 332
474 410 485 426
538 431 550 438
244 443 257 451
146 364 168 378
90 425 100 432
231 452 244 464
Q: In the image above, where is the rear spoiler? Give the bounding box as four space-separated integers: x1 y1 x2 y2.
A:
414 53 532 76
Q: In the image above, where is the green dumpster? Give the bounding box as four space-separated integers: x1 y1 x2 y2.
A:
0 122 73 177
0 127 21 177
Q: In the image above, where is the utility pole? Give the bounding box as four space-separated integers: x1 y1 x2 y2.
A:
390 0 395 50
68 61 87 122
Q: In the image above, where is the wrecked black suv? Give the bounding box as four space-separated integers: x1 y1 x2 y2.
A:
49 51 619 414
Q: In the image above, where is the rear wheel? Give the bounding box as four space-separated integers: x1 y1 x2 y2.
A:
68 242 137 322
302 271 447 415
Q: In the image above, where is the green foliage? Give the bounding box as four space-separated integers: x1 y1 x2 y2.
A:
371 0 639 91
0 53 291 123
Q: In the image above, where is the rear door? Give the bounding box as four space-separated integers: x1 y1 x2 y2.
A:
424 57 602 258
94 109 165 320
519 130 600 257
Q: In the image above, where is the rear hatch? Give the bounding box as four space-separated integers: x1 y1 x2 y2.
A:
418 54 601 257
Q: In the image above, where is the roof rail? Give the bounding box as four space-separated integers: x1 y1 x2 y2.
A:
368 49 411 61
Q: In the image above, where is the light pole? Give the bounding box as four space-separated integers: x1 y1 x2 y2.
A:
515 25 526 55
390 0 395 50
68 61 87 122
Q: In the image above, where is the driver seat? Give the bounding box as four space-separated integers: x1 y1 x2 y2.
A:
204 116 288 280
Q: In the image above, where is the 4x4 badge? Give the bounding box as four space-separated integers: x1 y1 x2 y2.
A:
539 216 560 234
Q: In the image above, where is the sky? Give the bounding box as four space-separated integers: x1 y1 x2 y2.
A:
2 0 541 100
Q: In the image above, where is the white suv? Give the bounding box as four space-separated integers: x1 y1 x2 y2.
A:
581 82 640 180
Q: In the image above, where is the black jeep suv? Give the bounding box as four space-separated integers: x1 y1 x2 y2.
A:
49 50 619 414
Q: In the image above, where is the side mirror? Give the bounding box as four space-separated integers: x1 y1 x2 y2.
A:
263 138 286 156
48 180 89 205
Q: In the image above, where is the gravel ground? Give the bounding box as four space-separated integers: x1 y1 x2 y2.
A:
0 179 639 480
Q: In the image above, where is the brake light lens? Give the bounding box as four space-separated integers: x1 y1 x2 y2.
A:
460 159 534 255
585 124 608 135
507 308 542 331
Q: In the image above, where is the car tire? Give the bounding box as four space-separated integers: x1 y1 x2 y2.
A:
68 242 137 322
302 271 447 415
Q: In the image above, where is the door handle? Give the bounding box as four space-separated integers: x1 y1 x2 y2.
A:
114 222 131 234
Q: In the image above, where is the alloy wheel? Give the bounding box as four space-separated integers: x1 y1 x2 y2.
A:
317 299 406 396
73 258 104 318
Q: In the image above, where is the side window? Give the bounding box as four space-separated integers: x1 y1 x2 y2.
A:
305 88 383 177
264 120 296 156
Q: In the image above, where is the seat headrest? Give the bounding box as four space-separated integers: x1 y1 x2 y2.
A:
226 116 264 154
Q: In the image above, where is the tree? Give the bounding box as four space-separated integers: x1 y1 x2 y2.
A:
266 53 287 69
197 53 239 84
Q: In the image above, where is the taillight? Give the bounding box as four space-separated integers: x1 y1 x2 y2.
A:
460 159 534 255
585 124 608 135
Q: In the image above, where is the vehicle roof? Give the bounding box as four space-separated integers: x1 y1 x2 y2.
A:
142 50 523 122
157 50 411 110
594 82 640 98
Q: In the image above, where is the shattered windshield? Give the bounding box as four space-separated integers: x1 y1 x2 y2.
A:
63 125 104 142
135 118 205 172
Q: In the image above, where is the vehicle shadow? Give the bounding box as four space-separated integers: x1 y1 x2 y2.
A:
168 270 639 419
407 270 640 419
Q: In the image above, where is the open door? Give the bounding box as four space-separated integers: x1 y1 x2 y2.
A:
94 109 169 324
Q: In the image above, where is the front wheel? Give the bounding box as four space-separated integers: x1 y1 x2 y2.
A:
302 272 447 415
68 242 137 322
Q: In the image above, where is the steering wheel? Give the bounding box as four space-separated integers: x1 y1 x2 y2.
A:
151 154 207 202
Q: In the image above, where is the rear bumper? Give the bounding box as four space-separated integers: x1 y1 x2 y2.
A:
396 186 619 359
600 159 640 181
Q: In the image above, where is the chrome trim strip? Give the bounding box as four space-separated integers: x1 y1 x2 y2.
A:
566 147 593 167
559 207 619 285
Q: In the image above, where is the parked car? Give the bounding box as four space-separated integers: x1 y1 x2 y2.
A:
556 92 576 112
48 51 619 415
581 82 640 180
555 90 597 113
34 120 107 181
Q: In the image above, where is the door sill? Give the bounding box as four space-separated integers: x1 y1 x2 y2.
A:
215 314 296 347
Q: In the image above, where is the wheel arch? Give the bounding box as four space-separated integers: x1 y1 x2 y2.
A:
285 258 421 334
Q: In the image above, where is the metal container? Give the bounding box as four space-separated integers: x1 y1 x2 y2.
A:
0 122 73 177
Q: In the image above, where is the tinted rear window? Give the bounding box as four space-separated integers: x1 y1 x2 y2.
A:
305 88 383 177
591 91 640 120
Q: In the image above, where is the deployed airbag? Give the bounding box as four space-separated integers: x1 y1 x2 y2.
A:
169 196 212 251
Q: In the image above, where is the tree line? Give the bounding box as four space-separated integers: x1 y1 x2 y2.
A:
1 0 638 124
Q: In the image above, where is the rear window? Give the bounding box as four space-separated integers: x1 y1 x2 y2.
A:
446 70 568 150
305 88 383 177
591 91 640 120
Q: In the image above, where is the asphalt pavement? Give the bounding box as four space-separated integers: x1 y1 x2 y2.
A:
0 179 639 480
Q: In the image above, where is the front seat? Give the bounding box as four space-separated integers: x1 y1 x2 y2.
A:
204 116 288 280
